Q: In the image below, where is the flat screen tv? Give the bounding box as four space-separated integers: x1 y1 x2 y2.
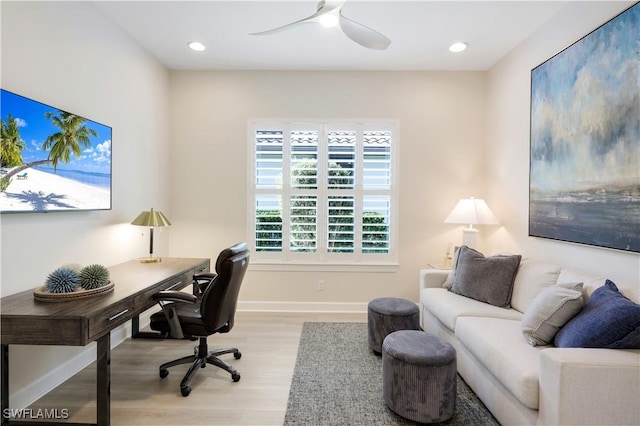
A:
1 89 112 213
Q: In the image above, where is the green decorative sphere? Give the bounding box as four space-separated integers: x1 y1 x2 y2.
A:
79 264 110 290
45 267 80 293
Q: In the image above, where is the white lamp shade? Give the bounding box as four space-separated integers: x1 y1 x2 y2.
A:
444 197 499 226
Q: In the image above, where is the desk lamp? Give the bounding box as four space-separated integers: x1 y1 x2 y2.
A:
444 197 498 249
131 208 171 263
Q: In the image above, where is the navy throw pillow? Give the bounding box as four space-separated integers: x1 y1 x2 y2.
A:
554 280 640 349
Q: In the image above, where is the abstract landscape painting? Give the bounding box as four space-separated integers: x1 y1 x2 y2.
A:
529 3 640 253
1 90 112 213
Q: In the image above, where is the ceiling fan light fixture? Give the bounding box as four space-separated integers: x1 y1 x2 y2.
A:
318 13 339 28
449 42 468 53
188 41 206 52
249 0 391 50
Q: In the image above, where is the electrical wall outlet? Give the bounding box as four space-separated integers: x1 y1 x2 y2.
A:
317 280 326 291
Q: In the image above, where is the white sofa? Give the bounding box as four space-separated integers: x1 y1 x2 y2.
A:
419 259 640 426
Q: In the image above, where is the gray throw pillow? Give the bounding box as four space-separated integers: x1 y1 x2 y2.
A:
521 282 584 346
442 246 460 290
450 245 522 308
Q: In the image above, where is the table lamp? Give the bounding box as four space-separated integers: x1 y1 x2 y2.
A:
444 197 499 249
131 208 171 263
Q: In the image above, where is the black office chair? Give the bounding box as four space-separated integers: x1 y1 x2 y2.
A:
149 242 250 396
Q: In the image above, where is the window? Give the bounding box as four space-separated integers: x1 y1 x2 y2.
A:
249 121 397 266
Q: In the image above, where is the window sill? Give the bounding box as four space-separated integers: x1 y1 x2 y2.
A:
248 261 399 273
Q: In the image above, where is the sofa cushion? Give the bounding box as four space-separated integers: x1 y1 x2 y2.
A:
556 268 607 298
521 282 584 346
555 280 640 349
421 287 523 332
456 317 541 409
510 259 562 313
450 246 522 308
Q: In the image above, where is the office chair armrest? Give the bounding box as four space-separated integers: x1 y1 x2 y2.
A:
152 291 197 339
192 272 218 296
152 290 197 304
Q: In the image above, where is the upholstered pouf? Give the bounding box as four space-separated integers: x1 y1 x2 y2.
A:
382 330 457 423
368 297 420 355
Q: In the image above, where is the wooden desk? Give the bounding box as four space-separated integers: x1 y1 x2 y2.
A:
1 257 210 426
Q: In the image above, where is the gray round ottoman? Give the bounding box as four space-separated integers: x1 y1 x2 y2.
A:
382 330 457 423
368 297 419 355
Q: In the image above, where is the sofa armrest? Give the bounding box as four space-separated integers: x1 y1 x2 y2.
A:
419 268 450 290
539 348 640 426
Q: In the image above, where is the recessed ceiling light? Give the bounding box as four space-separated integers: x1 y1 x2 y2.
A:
449 42 468 53
188 41 206 52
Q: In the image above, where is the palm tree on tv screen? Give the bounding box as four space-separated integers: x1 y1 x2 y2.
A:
42 111 97 170
0 110 97 191
0 114 27 168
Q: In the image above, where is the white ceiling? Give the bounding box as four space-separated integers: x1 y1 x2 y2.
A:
94 1 569 71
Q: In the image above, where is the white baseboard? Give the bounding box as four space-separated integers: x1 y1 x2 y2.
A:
10 303 363 409
238 300 368 313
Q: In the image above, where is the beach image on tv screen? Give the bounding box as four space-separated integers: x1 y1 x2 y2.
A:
1 89 112 213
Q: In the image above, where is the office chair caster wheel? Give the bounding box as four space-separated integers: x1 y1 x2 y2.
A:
181 386 191 397
232 372 241 382
159 369 169 379
234 351 242 360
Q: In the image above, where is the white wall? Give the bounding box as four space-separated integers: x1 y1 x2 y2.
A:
167 71 488 307
485 1 640 297
1 1 170 406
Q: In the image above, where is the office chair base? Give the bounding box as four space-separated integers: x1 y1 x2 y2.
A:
159 337 241 397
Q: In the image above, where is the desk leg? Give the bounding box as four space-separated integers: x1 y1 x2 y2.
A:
131 315 167 339
131 316 142 336
96 335 110 426
2 344 8 425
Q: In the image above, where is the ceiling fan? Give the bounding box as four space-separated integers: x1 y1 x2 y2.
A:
250 0 391 50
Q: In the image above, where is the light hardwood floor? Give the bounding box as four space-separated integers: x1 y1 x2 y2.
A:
29 312 366 425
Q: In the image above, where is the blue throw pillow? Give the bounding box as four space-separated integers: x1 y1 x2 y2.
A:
554 280 640 349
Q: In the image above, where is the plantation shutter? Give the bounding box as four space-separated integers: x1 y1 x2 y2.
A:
255 129 283 189
255 129 283 252
250 121 396 263
290 130 319 253
361 130 392 253
255 195 282 252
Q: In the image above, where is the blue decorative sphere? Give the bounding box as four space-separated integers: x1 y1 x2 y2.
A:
45 267 80 293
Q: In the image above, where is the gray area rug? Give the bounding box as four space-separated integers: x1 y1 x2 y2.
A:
284 322 500 425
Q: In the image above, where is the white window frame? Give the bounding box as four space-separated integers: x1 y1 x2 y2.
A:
247 119 399 271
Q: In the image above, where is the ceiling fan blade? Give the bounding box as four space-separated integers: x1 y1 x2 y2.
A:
320 0 346 12
249 14 319 36
250 1 344 36
339 13 391 50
